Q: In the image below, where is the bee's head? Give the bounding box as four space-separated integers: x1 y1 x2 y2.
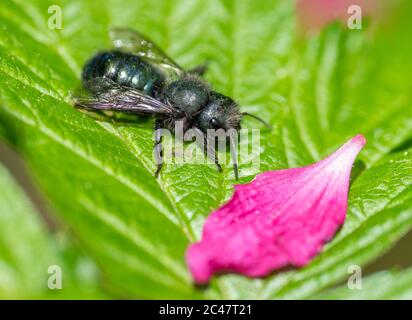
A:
196 92 241 133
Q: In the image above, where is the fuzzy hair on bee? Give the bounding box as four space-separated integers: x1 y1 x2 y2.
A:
74 28 270 180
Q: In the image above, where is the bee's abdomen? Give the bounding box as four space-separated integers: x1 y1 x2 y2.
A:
82 51 164 96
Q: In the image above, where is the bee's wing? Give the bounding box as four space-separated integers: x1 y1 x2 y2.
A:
109 28 185 82
75 78 178 115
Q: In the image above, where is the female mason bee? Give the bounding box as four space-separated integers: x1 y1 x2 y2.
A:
75 28 270 179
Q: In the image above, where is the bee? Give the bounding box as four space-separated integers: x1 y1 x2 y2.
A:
75 28 270 179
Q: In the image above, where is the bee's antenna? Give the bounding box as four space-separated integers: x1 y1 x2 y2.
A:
241 112 272 131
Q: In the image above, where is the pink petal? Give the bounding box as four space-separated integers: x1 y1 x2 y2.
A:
186 135 366 284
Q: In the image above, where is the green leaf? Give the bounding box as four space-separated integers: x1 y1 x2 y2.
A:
0 161 56 298
314 267 412 300
0 159 104 298
0 0 412 298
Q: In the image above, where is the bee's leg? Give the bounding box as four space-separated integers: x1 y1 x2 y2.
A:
188 62 209 77
193 128 222 172
204 139 223 172
210 147 223 173
208 143 223 173
229 132 239 180
153 120 163 177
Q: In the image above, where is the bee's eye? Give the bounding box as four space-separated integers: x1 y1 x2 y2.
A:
198 103 223 132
